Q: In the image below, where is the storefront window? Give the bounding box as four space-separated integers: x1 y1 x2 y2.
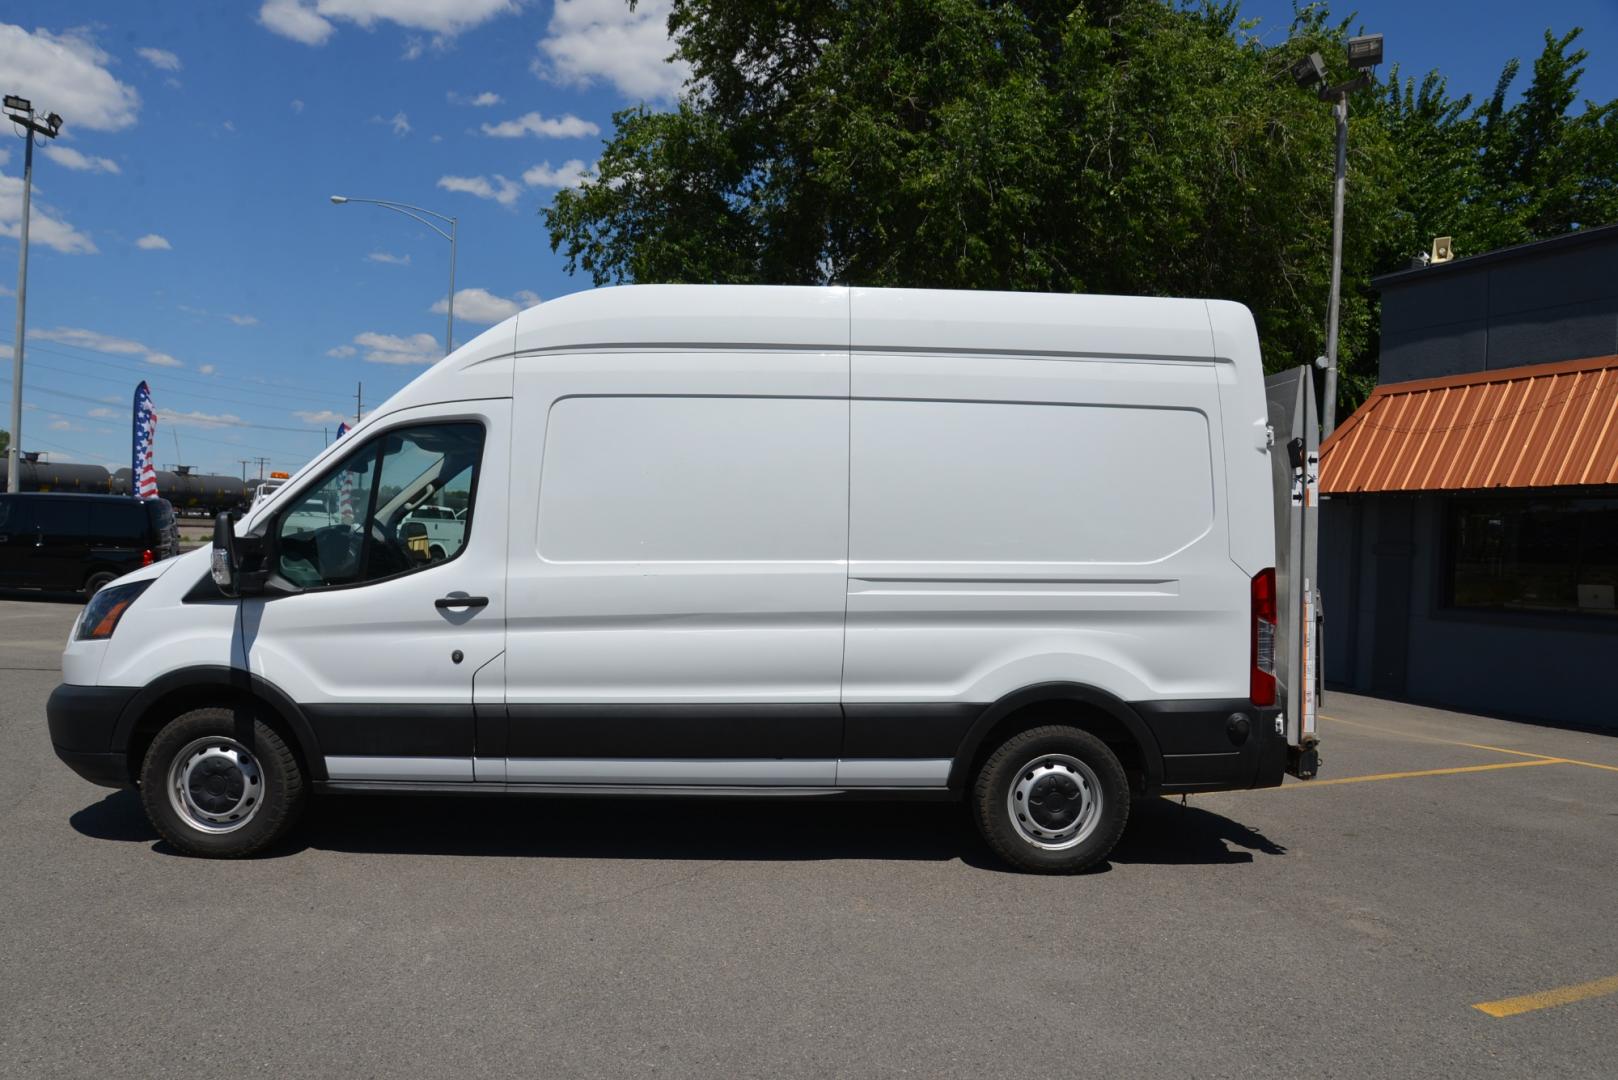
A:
1447 494 1618 616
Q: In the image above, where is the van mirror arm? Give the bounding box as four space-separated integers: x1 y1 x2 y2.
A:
211 512 272 597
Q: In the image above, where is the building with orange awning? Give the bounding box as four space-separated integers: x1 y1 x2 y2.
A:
1320 225 1618 727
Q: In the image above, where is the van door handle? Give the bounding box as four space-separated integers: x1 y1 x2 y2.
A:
435 595 489 610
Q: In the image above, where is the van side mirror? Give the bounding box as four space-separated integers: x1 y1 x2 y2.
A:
210 512 239 594
211 512 270 596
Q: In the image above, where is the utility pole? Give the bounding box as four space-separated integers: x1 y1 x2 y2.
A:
254 457 270 481
1289 34 1382 438
3 95 64 493
1321 93 1348 438
355 381 363 424
238 459 252 481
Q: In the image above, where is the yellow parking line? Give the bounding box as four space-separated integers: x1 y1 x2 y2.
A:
1473 974 1618 1018
1320 714 1618 773
1285 759 1563 788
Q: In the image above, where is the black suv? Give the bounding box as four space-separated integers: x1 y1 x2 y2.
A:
0 493 180 595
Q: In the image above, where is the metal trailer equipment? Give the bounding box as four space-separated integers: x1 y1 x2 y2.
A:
1266 366 1323 778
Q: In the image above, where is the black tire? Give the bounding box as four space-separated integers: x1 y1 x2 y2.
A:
138 707 306 858
83 570 117 597
972 724 1130 874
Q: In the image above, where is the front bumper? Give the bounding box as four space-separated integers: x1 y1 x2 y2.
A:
47 683 139 789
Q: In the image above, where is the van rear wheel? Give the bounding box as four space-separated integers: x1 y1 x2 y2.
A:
138 707 306 858
972 725 1129 873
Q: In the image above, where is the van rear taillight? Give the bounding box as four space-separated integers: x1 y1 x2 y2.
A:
141 548 155 567
1251 567 1277 706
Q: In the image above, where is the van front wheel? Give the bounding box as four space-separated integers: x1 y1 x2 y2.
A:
138 707 306 858
972 725 1129 873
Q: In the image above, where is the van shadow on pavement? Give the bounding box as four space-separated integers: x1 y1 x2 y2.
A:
71 787 1285 871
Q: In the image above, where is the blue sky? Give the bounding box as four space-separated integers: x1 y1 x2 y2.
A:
3 1 1615 479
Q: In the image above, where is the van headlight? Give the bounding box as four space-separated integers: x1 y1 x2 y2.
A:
76 581 153 641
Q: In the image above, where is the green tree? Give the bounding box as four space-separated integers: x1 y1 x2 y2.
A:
0 428 9 456
545 2 1617 416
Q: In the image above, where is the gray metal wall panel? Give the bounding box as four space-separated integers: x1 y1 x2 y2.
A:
1379 322 1489 383
1485 299 1618 370
1377 232 1618 385
1486 245 1618 313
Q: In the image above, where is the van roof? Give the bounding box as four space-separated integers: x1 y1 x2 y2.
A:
365 285 1254 424
510 285 1219 359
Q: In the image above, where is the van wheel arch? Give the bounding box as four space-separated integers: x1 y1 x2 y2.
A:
950 683 1162 799
116 668 324 788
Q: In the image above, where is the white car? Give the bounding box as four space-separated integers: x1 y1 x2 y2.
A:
47 285 1309 871
401 504 466 560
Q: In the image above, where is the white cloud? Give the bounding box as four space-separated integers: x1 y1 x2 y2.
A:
136 46 181 71
136 234 172 250
429 286 541 324
0 176 95 253
258 0 336 44
32 326 183 368
162 409 241 429
353 331 442 365
226 314 259 326
0 25 140 131
295 408 349 425
449 90 503 107
522 159 593 189
536 0 688 102
88 407 118 419
367 251 411 265
326 344 357 358
437 173 522 207
49 418 79 431
198 364 216 375
401 36 424 60
390 111 410 136
258 0 519 46
291 98 305 113
44 146 121 175
481 111 599 139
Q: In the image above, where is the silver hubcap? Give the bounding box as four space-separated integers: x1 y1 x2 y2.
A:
167 737 264 834
1007 753 1103 850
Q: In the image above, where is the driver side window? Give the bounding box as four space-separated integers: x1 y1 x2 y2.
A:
274 422 484 589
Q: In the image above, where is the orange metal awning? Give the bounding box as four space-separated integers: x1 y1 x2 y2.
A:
1320 354 1618 494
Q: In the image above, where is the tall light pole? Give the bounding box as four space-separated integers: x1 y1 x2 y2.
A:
1291 34 1382 437
4 96 63 492
330 196 458 356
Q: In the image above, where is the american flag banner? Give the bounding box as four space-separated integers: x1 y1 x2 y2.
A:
131 381 159 498
335 422 355 524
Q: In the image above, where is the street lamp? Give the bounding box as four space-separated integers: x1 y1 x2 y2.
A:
330 195 459 357
1292 33 1382 437
4 95 64 493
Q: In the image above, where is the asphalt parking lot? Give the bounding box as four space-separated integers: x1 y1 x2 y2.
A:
1 596 1615 1078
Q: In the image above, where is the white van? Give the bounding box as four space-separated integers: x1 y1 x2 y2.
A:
47 286 1305 872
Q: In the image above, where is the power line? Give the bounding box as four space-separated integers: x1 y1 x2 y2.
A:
0 335 356 403
6 352 339 414
14 382 327 435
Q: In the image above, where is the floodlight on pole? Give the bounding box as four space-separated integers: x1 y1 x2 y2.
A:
330 195 458 356
4 94 63 493
1294 34 1383 438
